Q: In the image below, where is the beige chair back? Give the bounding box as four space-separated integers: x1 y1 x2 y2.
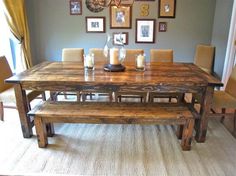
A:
124 49 144 65
225 66 236 98
194 45 215 74
0 56 13 93
150 49 173 63
62 48 84 62
89 48 107 64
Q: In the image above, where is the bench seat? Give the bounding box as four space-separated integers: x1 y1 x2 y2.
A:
28 101 195 150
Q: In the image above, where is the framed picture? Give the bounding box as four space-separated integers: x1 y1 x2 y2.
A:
70 0 82 15
86 17 105 33
159 22 167 32
158 0 176 18
110 5 132 29
135 19 155 43
120 0 135 5
113 32 129 45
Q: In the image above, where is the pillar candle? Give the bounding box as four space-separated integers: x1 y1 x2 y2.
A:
136 55 145 68
110 48 119 65
86 55 93 68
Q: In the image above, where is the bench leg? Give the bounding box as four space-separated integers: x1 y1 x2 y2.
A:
35 116 48 148
46 123 55 137
181 119 195 151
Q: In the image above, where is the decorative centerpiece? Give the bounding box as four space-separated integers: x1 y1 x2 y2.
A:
103 34 126 72
84 53 95 70
135 53 146 71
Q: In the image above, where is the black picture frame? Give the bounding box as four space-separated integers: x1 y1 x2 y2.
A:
86 17 106 33
135 19 156 43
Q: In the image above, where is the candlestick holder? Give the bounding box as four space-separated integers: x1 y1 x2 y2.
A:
103 33 126 72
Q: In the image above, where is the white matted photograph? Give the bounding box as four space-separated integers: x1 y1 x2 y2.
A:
86 17 106 33
135 19 155 43
113 32 128 45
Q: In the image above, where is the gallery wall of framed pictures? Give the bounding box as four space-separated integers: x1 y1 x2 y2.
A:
68 0 177 45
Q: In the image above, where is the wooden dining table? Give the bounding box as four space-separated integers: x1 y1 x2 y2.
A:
6 61 223 142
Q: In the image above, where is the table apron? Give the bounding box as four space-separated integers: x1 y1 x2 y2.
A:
20 83 206 94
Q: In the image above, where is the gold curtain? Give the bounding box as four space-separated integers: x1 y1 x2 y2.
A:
2 0 32 69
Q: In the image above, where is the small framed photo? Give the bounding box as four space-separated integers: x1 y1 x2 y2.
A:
86 17 105 33
158 0 176 18
159 22 167 32
110 5 132 29
70 0 82 15
135 19 156 43
113 32 129 45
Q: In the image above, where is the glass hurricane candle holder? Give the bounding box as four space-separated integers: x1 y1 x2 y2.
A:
84 53 94 70
103 33 126 72
135 53 146 71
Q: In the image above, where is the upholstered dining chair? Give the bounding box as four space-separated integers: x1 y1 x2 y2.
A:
0 56 46 121
194 44 215 74
62 48 84 62
89 48 107 64
115 49 148 102
150 49 173 63
149 49 182 103
210 66 236 137
191 45 215 104
123 49 144 66
59 48 84 101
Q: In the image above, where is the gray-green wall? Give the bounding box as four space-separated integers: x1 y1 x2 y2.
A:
26 0 221 69
211 0 233 78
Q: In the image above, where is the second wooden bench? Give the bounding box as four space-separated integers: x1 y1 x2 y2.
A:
28 101 195 151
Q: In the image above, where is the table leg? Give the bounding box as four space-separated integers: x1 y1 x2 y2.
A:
14 84 33 138
195 86 214 142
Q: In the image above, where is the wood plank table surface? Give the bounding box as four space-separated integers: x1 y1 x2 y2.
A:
6 61 223 142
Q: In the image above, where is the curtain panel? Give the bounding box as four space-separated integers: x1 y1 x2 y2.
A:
2 0 32 70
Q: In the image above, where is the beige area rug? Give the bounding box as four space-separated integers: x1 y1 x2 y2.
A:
0 97 236 176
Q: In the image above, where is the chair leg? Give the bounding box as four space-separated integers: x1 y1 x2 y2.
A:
220 108 226 123
233 110 236 137
119 96 121 102
77 92 81 102
41 92 46 101
114 93 118 102
148 94 154 103
0 102 4 121
50 92 58 101
109 92 113 102
140 97 143 103
82 94 86 102
63 92 68 99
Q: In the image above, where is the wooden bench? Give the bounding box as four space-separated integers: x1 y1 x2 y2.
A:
28 101 195 151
